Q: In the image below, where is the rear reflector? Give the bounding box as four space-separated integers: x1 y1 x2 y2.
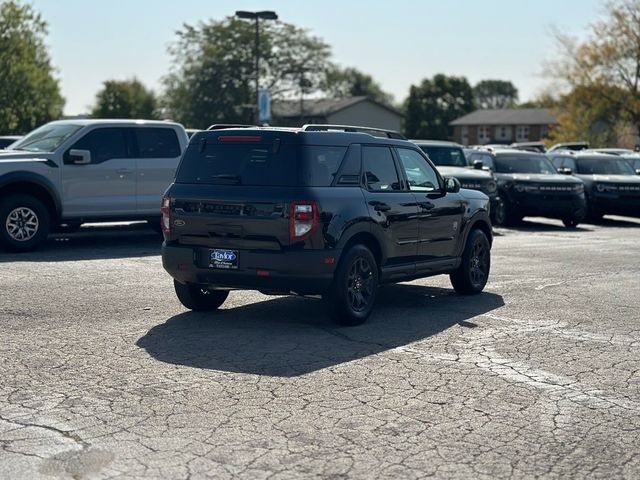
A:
218 135 262 142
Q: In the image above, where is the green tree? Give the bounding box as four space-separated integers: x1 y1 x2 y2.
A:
473 80 518 109
91 78 157 119
403 74 475 140
549 0 640 138
0 1 64 134
162 17 331 128
322 66 394 105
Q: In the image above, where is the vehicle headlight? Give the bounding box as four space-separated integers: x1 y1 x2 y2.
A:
485 181 497 194
595 183 615 192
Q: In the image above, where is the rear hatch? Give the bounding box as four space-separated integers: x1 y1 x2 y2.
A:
164 131 348 252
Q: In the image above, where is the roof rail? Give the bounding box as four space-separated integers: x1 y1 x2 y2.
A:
301 124 406 140
207 124 256 131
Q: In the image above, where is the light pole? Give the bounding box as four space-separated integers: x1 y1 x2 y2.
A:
235 10 278 124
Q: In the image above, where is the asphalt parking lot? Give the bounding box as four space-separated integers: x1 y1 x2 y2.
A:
1 217 639 479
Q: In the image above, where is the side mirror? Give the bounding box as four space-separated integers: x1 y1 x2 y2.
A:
445 177 461 193
635 169 640 175
473 160 484 170
69 149 91 165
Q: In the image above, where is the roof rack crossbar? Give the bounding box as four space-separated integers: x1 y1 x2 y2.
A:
301 124 406 140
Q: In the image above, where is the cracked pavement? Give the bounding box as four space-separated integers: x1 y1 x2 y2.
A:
0 218 639 479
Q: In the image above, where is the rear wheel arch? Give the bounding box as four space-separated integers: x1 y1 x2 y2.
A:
338 230 384 272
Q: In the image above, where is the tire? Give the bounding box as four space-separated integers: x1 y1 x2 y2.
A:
174 280 229 311
0 194 51 252
325 244 379 326
562 217 580 228
147 218 163 234
492 196 520 226
450 229 491 295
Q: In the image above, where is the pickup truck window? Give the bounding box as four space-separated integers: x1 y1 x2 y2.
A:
65 128 129 164
135 128 181 158
11 124 82 153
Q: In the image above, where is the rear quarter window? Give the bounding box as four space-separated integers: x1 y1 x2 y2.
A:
299 146 347 186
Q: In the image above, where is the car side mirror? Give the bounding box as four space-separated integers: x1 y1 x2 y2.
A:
445 177 461 193
636 169 640 175
473 160 483 170
69 149 91 165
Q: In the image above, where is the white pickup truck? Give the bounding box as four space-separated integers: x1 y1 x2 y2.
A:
0 119 189 252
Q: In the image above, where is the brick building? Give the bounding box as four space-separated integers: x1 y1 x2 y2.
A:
450 108 558 146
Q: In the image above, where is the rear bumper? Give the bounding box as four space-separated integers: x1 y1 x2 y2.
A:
162 243 340 295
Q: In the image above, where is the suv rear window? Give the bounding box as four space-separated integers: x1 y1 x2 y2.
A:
177 142 347 187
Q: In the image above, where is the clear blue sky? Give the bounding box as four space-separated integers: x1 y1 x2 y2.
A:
33 0 604 115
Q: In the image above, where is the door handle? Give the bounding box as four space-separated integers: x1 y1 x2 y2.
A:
116 168 133 174
369 201 391 212
419 201 435 211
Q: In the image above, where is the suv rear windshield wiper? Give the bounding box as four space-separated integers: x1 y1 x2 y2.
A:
212 174 242 184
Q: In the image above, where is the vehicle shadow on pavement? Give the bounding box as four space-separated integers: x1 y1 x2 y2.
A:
137 285 504 377
583 216 640 228
0 223 162 263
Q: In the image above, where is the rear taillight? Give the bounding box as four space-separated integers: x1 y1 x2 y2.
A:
289 201 319 241
161 195 171 235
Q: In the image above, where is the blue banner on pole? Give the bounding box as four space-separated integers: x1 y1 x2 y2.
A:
258 89 271 123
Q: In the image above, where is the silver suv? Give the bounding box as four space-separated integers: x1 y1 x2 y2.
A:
0 119 188 252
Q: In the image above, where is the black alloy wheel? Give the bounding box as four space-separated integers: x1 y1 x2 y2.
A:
325 244 379 326
450 229 491 294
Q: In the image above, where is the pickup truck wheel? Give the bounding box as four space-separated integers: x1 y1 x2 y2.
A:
0 194 51 252
492 196 513 226
450 229 491 295
173 280 229 311
325 244 378 326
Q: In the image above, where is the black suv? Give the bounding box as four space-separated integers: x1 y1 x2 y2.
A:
161 125 493 325
411 140 500 222
492 150 586 227
549 152 640 220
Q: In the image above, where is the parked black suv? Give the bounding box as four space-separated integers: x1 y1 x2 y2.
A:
549 152 640 220
161 125 493 325
411 140 501 222
492 150 586 227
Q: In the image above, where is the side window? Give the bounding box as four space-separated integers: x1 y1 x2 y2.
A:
362 146 402 192
300 146 347 186
135 128 181 158
396 148 440 192
66 128 128 164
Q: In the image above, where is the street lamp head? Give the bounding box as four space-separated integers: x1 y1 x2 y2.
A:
235 10 278 20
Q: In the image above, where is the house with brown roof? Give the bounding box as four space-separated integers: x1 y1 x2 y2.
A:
450 108 558 145
272 96 402 132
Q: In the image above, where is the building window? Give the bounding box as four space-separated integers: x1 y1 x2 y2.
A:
477 126 491 144
496 126 512 141
516 126 530 141
540 126 549 138
461 126 469 145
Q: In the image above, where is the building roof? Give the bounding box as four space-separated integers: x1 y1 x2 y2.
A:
273 96 402 119
450 108 558 126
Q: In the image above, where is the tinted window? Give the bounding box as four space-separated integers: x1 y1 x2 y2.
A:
418 145 467 167
135 128 181 158
300 146 347 186
494 155 556 174
575 157 635 175
397 148 440 192
363 146 401 191
67 128 128 164
176 142 297 186
12 124 82 153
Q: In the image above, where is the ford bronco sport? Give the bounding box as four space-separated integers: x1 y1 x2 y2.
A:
161 125 493 325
